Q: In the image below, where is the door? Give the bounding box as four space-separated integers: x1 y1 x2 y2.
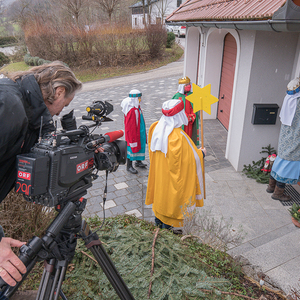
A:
217 33 237 130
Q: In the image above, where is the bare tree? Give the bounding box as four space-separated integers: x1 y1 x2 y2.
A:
93 0 121 24
153 0 172 24
6 0 57 26
6 0 33 26
54 0 90 26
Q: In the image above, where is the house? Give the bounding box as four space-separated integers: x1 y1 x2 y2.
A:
130 0 183 29
166 0 300 171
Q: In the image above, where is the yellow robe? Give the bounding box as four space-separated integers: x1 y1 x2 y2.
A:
145 121 204 227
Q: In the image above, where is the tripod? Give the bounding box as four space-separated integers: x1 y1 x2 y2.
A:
0 197 135 300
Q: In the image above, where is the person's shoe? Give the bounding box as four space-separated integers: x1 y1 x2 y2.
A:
266 178 276 193
127 159 138 174
271 186 291 201
171 228 183 235
127 166 138 174
135 161 147 168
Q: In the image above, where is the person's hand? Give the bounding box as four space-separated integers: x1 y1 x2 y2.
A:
95 147 104 153
0 238 26 286
201 147 207 156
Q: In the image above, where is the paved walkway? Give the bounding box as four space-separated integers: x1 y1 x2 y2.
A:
53 58 300 297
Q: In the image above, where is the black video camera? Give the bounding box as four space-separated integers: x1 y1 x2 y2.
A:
15 101 126 207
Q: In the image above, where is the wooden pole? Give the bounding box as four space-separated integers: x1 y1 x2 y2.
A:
200 97 206 199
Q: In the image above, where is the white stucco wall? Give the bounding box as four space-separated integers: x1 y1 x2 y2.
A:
132 14 149 29
184 27 201 84
237 31 299 171
226 30 256 170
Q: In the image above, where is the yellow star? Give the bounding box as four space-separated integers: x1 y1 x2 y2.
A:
186 83 219 115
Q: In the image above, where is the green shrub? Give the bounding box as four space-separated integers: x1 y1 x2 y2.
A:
0 52 10 67
0 36 18 47
38 58 45 65
32 56 39 65
166 31 175 48
24 53 52 66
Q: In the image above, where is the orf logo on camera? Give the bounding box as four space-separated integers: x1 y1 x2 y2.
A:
76 160 89 174
18 171 31 180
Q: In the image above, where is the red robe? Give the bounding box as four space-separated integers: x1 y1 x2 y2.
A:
183 99 196 138
124 107 141 153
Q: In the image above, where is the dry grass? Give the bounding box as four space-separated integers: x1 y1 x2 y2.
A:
0 190 55 242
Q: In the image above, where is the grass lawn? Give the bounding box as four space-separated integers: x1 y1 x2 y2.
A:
0 45 184 83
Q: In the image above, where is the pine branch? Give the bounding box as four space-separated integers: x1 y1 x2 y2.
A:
148 228 160 299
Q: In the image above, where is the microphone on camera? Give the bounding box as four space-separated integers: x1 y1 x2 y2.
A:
104 130 124 142
87 130 124 148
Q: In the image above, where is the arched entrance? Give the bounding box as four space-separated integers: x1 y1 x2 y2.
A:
217 33 237 130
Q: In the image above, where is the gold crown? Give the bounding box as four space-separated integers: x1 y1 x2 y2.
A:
178 76 190 84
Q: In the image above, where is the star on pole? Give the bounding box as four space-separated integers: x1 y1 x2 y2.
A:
186 83 219 115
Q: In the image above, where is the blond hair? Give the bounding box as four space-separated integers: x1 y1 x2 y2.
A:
9 61 82 104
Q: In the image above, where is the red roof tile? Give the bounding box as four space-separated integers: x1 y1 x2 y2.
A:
167 0 287 22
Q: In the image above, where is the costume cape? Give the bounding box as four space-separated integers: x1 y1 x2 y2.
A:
145 121 204 227
172 92 199 146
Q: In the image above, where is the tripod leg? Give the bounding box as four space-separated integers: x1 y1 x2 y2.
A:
36 259 56 300
80 220 135 300
35 259 69 300
53 261 68 300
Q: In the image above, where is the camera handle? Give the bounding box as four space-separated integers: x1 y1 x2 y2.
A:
0 199 135 300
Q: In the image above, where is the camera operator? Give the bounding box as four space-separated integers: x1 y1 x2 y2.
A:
0 61 82 286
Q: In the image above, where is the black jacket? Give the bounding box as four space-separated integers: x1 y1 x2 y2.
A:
0 75 55 202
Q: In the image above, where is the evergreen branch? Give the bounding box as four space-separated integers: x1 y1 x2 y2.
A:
148 228 160 299
127 255 150 275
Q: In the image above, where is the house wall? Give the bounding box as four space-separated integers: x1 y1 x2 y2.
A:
238 31 299 171
184 26 300 171
132 14 149 29
132 0 178 28
226 30 256 170
184 27 200 83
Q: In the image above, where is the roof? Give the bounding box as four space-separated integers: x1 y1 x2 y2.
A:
166 0 287 22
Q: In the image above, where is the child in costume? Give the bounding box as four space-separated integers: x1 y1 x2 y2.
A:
172 76 199 146
121 89 147 174
146 99 205 230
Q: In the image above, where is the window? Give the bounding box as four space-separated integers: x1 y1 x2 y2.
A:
134 18 137 26
177 0 182 7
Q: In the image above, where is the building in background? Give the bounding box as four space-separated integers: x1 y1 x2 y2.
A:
130 0 182 29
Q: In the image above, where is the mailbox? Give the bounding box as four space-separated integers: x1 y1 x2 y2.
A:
251 104 279 125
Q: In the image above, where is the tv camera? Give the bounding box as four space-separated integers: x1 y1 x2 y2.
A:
15 100 127 207
0 101 135 300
